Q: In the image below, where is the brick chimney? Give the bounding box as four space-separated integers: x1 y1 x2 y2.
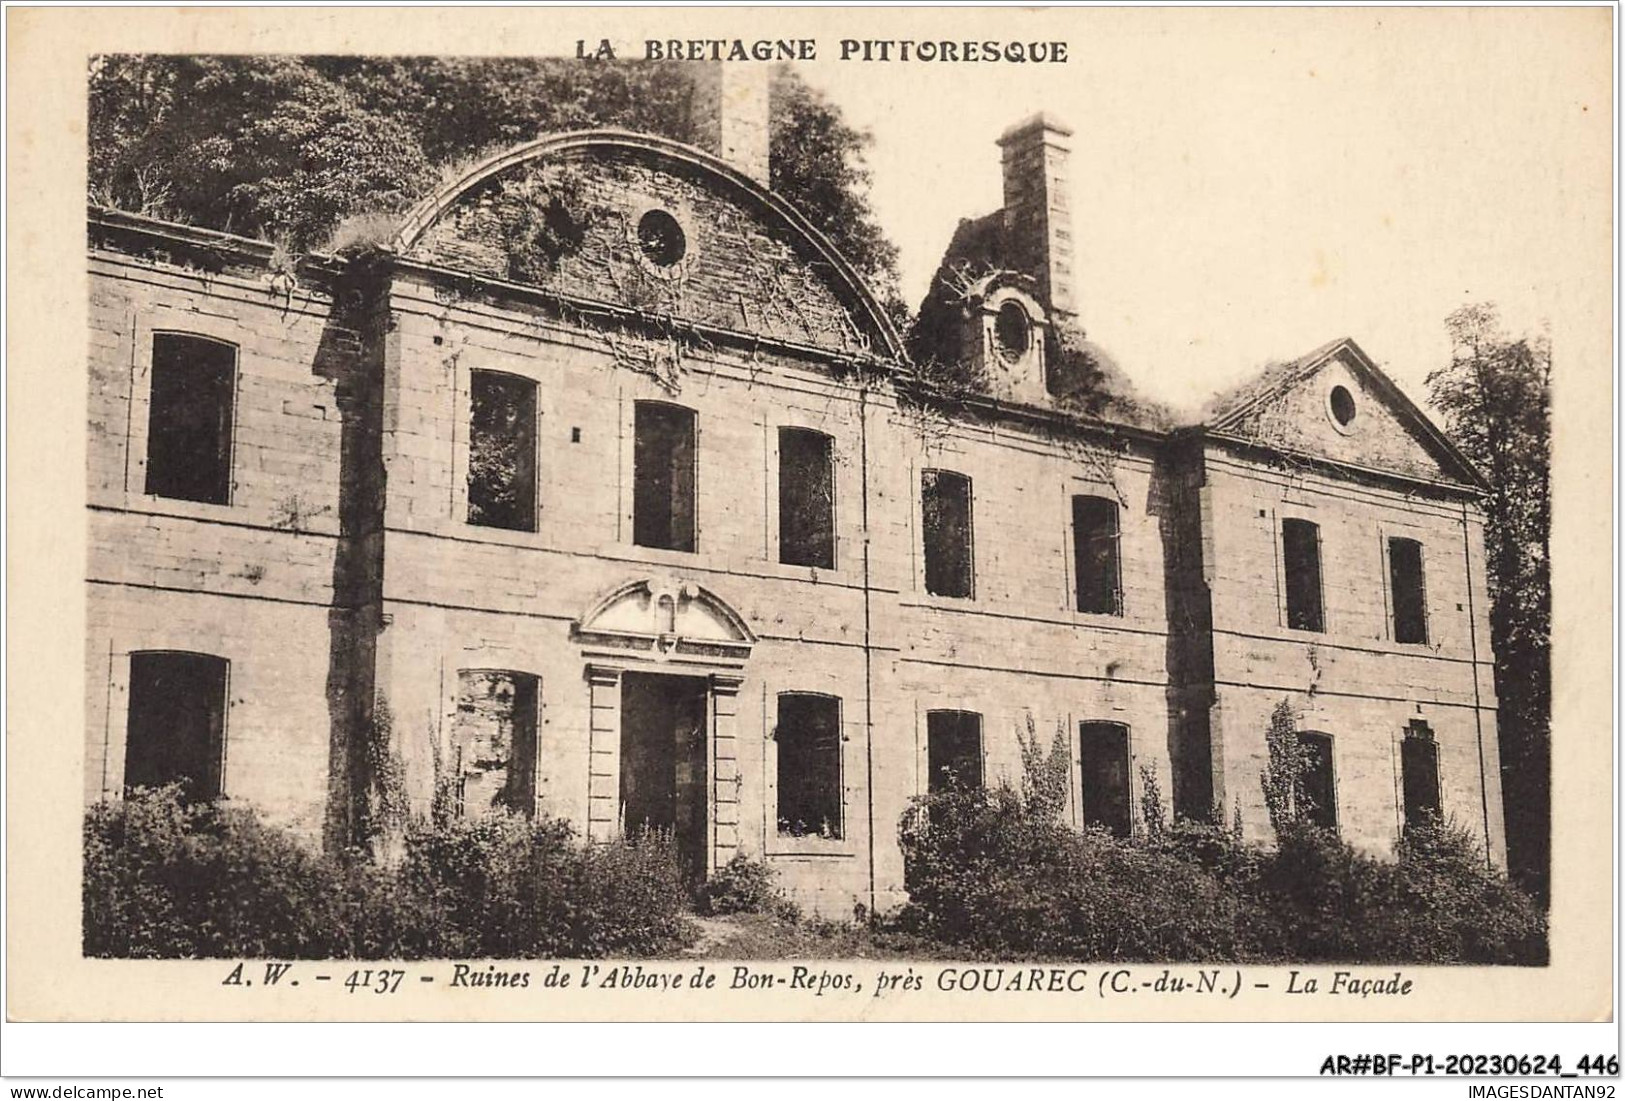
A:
690 64 771 186
997 113 1076 324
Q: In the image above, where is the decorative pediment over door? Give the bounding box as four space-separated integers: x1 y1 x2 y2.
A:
573 577 756 670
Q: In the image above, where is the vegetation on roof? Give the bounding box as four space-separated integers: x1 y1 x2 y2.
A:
89 56 903 316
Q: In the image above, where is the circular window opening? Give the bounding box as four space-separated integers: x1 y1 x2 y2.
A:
637 209 686 267
994 301 1031 362
1329 384 1357 428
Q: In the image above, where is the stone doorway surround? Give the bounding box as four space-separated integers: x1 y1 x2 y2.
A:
572 577 755 876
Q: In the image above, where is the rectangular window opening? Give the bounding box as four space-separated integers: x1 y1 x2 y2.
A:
467 370 539 531
125 651 229 801
922 469 974 598
634 402 697 552
1073 495 1123 615
1282 518 1325 632
1401 721 1441 829
1295 731 1338 831
145 333 236 505
451 670 541 818
1389 537 1429 644
926 710 984 794
776 693 843 839
778 427 835 569
1079 721 1132 837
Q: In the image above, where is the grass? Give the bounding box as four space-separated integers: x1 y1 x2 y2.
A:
679 911 953 961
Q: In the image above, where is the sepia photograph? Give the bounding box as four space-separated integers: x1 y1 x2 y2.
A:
5 3 1615 1055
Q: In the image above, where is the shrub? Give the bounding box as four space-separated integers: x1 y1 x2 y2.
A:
896 743 1546 965
701 852 800 920
898 781 1260 961
84 788 695 959
1389 817 1547 964
569 829 694 957
1220 817 1547 965
84 785 349 958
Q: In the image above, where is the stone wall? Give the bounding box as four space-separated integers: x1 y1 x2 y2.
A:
1199 447 1504 862
85 199 1508 918
86 219 347 839
406 148 879 356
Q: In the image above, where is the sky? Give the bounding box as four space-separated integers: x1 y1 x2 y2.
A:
787 7 1611 416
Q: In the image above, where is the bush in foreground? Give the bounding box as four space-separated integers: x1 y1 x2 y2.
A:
700 852 800 921
84 787 694 959
1251 818 1546 964
898 766 1545 964
898 783 1260 961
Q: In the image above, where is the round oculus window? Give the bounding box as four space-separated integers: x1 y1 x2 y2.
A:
1328 384 1357 429
994 301 1031 362
637 209 686 267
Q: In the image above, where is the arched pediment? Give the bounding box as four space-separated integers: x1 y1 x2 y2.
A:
574 577 755 665
391 130 905 362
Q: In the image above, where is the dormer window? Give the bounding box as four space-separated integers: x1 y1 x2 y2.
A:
968 284 1049 406
994 301 1031 362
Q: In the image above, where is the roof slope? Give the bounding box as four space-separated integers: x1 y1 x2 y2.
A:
1201 337 1485 489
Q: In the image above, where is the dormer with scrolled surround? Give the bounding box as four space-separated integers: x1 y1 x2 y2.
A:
390 130 903 363
961 273 1051 406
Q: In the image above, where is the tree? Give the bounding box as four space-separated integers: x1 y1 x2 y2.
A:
90 57 434 248
87 56 904 309
1426 304 1552 902
768 65 904 324
1260 698 1308 834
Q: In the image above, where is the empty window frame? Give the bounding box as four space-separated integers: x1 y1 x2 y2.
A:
1388 537 1429 644
124 650 229 800
467 370 538 531
778 427 835 569
921 469 974 598
926 710 984 793
776 693 843 839
1079 721 1132 837
1073 495 1123 615
633 401 697 552
451 670 540 818
1401 721 1442 829
1281 518 1326 632
145 333 237 505
1295 731 1338 831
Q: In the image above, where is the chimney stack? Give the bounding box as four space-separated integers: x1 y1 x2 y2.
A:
997 113 1076 324
690 64 772 186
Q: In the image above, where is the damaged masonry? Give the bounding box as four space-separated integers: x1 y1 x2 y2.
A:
86 64 1502 916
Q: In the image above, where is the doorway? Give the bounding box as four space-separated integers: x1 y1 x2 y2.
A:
619 672 710 880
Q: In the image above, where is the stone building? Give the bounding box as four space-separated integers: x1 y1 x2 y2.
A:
85 78 1504 915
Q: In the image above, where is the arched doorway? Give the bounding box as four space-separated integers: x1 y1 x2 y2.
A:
572 577 756 880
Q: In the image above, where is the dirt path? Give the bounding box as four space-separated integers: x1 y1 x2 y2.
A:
680 914 741 957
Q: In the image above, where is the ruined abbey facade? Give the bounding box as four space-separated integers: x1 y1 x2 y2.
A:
85 68 1504 913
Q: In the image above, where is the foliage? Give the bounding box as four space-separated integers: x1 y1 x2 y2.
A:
701 852 800 920
1260 698 1308 833
894 723 1547 964
1250 819 1546 964
1047 326 1175 430
465 373 537 530
88 56 903 310
83 785 350 958
85 787 694 959
1017 716 1069 824
767 66 904 323
898 779 1258 961
1426 303 1552 903
89 56 434 249
1138 764 1168 840
472 164 599 284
